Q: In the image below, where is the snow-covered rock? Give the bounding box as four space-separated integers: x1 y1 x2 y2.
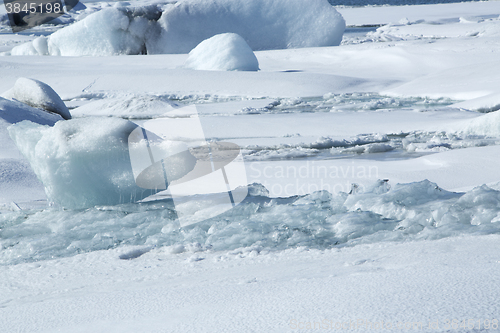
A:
154 0 345 54
184 33 259 71
8 118 158 209
1 78 71 120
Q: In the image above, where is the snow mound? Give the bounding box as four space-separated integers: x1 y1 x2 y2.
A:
1 78 71 120
47 6 161 56
154 0 345 54
184 33 259 71
8 118 158 209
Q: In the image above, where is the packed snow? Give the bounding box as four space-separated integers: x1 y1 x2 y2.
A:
184 33 259 71
2 0 500 332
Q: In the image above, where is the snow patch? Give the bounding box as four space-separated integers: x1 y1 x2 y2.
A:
184 33 259 72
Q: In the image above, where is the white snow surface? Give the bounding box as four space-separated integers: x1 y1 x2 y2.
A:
1 77 71 120
184 33 259 71
1 234 500 332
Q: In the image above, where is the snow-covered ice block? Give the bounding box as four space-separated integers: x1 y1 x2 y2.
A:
1 78 71 120
184 33 259 71
47 7 161 56
8 118 159 209
154 0 345 54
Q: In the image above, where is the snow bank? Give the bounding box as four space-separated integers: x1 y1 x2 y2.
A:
152 0 345 53
8 118 158 209
184 33 259 71
1 78 71 120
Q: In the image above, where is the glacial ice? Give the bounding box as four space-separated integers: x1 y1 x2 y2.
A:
184 33 259 72
2 180 500 265
8 118 157 209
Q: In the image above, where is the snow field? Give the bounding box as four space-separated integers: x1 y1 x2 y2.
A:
1 1 500 331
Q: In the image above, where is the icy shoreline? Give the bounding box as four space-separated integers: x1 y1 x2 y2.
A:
1 1 500 331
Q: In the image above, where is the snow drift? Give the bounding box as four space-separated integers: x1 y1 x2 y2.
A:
155 0 346 54
184 33 259 71
1 78 71 120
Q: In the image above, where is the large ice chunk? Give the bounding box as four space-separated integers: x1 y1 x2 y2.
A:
0 98 64 204
184 33 259 71
47 6 161 56
152 0 346 54
8 118 159 209
1 78 71 120
0 97 62 159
